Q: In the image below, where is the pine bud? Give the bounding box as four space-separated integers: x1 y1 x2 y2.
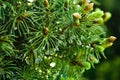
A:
87 9 104 20
73 13 81 19
89 54 99 64
95 45 106 58
75 19 80 26
82 62 91 70
102 43 113 48
103 12 111 22
22 13 30 18
44 0 49 8
107 36 117 43
82 0 89 5
73 13 81 27
93 18 104 24
84 3 94 12
17 12 31 21
95 45 105 53
43 27 49 35
64 0 69 8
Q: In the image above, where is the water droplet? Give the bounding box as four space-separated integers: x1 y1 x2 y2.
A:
50 62 56 67
56 21 60 24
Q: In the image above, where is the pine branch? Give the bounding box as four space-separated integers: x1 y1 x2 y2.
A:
0 0 116 79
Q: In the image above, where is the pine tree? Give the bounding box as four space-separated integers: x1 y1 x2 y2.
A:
0 0 116 80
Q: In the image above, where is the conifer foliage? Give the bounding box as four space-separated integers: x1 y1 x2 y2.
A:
0 0 116 79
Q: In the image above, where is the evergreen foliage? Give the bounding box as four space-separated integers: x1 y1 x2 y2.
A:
0 0 116 79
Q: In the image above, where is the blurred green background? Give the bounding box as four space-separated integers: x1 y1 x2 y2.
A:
83 0 120 80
